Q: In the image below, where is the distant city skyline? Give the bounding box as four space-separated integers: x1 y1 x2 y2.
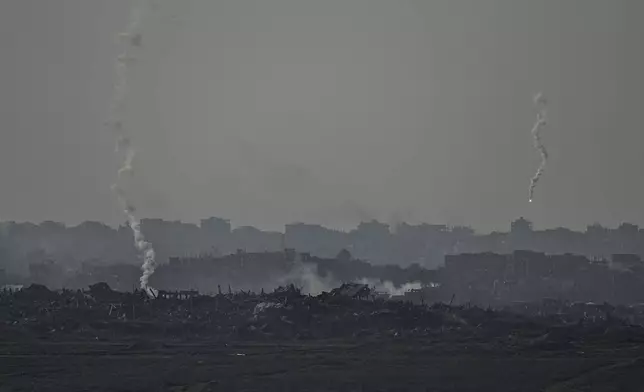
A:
1 215 641 236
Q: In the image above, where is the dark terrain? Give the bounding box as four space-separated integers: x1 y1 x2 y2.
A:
1 284 643 392
2 339 644 392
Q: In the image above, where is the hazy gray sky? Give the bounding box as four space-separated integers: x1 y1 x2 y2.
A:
1 0 643 231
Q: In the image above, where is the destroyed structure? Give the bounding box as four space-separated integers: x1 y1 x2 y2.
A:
3 217 644 306
153 250 644 306
439 251 644 305
4 282 644 346
10 247 644 307
150 249 437 294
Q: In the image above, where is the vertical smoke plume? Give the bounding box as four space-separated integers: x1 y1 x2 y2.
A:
528 93 549 203
107 0 158 293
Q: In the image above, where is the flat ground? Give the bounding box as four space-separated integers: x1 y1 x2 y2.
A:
1 338 642 392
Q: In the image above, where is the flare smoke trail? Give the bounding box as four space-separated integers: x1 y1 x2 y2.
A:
107 0 158 293
528 93 549 203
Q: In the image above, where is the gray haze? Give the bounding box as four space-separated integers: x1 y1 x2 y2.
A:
1 0 643 232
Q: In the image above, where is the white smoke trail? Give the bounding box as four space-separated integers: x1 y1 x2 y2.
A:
528 93 549 203
107 0 158 294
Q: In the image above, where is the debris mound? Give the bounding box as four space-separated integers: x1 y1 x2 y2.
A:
2 283 643 345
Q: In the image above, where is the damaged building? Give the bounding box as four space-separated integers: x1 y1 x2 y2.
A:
438 251 644 305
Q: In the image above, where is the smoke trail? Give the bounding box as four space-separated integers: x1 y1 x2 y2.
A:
107 0 158 294
528 93 549 203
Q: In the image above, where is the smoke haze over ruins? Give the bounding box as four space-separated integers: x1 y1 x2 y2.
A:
4 4 644 390
1 0 644 232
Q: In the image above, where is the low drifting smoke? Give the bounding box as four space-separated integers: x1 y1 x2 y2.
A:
358 278 422 298
277 264 422 298
278 259 338 295
528 93 549 203
275 253 424 297
107 0 159 294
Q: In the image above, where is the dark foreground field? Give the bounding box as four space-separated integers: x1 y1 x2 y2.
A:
1 337 643 392
2 284 644 391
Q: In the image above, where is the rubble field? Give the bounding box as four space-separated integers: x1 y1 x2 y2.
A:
1 283 644 391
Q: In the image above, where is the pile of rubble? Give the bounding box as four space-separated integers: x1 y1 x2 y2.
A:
2 283 644 346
